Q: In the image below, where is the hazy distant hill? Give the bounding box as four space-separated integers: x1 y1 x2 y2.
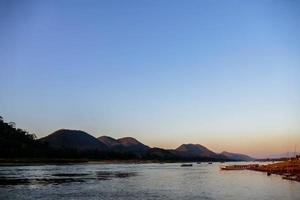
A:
146 147 178 160
257 152 300 159
0 116 267 161
98 136 150 153
39 129 107 151
221 151 254 161
174 144 230 160
37 130 251 161
98 136 122 148
175 144 217 157
117 137 150 152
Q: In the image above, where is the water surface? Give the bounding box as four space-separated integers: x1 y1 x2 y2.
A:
0 162 299 200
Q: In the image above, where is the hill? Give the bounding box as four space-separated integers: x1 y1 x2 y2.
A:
117 137 150 152
176 144 217 157
175 144 229 160
1 116 255 162
221 151 254 161
39 129 107 151
98 136 122 148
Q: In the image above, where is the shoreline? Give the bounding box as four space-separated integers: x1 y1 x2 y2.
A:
250 159 300 182
221 159 300 182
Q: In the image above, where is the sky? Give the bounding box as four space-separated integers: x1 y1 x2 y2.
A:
0 0 299 157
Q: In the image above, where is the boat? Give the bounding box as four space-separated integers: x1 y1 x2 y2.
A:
282 175 299 181
197 162 202 164
220 164 259 170
208 162 213 164
181 164 193 167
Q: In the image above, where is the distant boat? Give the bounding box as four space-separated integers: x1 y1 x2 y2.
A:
181 164 193 167
197 162 202 164
208 162 213 164
282 175 298 181
220 164 259 170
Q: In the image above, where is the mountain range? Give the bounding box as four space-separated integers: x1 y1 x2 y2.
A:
39 129 254 161
98 136 150 152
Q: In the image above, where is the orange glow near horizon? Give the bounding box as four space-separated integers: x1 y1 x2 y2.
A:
145 131 300 158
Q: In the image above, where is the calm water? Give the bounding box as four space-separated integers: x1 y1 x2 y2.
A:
0 162 299 200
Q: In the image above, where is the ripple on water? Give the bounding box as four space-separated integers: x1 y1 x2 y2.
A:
0 171 138 186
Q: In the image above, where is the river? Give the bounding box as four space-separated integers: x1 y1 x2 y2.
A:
0 162 299 200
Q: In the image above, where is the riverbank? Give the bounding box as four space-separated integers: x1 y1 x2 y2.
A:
251 159 300 182
221 159 300 182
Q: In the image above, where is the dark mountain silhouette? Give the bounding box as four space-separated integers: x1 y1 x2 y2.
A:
117 137 150 152
98 136 150 154
175 144 217 157
1 116 254 162
221 151 254 161
145 148 179 161
98 136 122 148
175 144 229 160
39 129 107 151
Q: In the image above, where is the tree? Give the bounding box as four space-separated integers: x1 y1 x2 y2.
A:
8 122 16 128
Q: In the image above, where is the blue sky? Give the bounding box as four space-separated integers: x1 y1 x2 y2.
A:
0 0 299 157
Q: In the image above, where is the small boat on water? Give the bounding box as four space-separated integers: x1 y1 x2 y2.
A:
220 164 259 170
181 164 193 167
208 162 213 164
197 162 202 164
282 175 299 181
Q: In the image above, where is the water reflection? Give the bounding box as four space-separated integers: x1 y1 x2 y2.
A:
0 169 138 186
0 163 299 200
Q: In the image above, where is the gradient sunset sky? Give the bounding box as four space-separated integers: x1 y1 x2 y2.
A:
1 0 299 157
